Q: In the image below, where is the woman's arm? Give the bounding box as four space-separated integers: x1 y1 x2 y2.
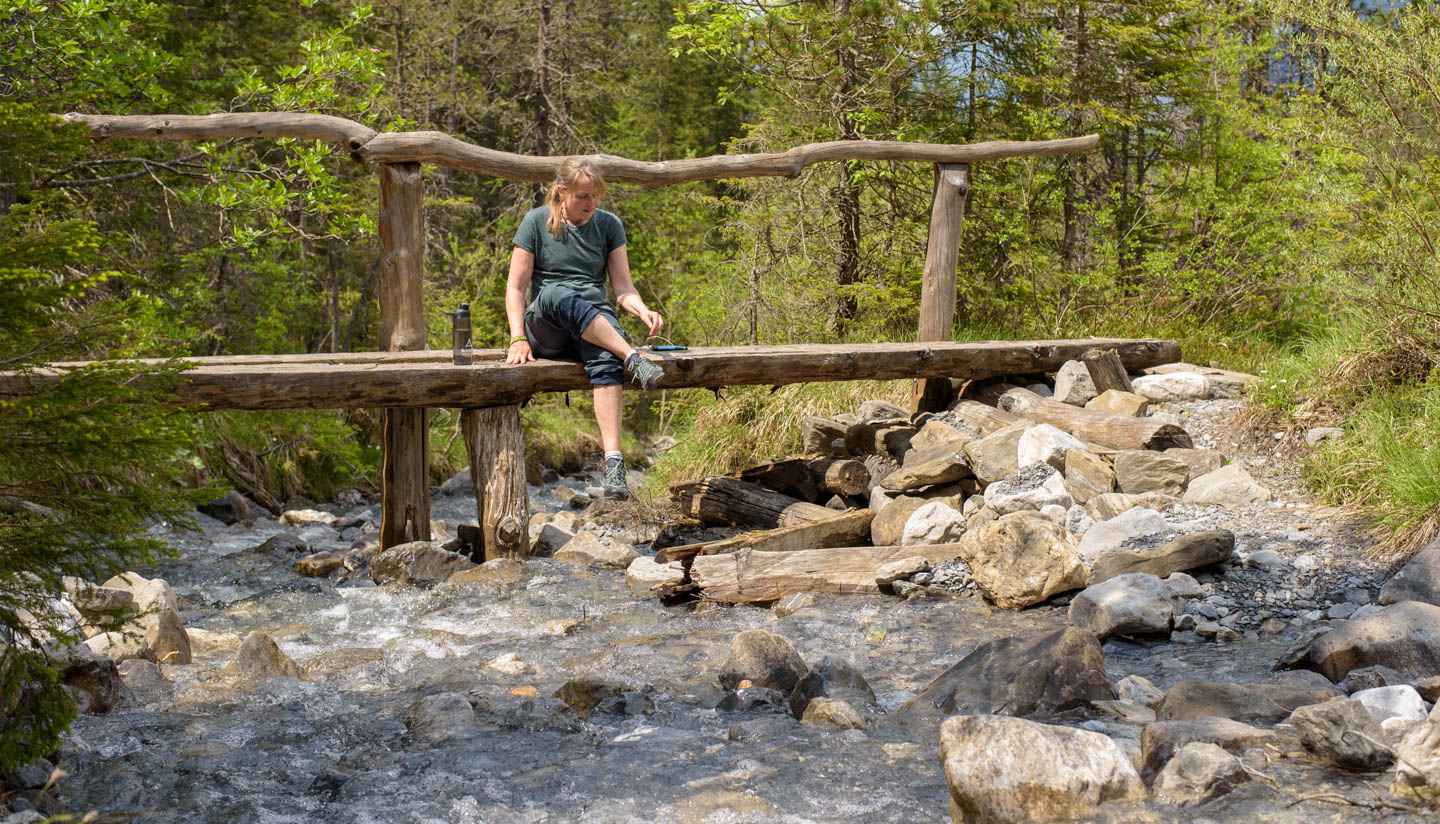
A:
608 245 663 337
506 247 535 364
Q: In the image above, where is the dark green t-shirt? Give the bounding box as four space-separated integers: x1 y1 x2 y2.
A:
513 205 627 308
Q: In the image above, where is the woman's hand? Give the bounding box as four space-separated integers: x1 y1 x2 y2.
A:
506 339 534 365
637 309 664 337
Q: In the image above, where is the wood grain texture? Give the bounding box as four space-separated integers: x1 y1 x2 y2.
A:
378 162 426 352
654 509 875 564
463 405 529 561
1082 347 1134 394
60 112 377 151
978 383 1193 451
0 339 1181 410
690 544 964 604
913 164 970 414
671 476 835 529
733 457 870 501
380 408 430 549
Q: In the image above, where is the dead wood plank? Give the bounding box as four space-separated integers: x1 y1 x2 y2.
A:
734 457 869 501
0 338 1181 410
670 477 835 529
971 383 1192 451
654 509 875 565
913 164 970 414
690 544 964 604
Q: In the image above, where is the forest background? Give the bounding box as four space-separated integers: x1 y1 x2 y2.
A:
3 0 1440 767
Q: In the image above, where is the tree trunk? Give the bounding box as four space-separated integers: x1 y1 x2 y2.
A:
670 476 836 529
1081 347 1134 394
463 405 529 560
655 509 874 565
733 457 870 502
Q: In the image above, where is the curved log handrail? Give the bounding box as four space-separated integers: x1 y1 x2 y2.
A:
60 111 1098 184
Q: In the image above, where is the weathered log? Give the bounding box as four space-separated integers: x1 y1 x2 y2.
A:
913 164 970 414
690 544 964 604
670 477 835 529
462 405 529 561
947 399 1025 437
1082 348 1134 394
60 112 377 152
0 338 1181 410
380 408 429 547
654 509 875 565
974 384 1192 451
734 457 870 501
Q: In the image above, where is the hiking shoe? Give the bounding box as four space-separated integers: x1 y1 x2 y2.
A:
602 458 630 500
625 352 664 390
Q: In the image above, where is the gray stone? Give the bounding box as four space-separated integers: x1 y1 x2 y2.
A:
1053 360 1099 405
532 522 576 555
1392 711 1440 803
1305 427 1343 447
1016 424 1086 471
1063 448 1114 504
875 556 933 593
1132 372 1210 402
83 631 156 664
1164 572 1205 600
46 643 120 714
1089 531 1235 585
871 493 960 547
1064 505 1095 537
901 502 966 546
117 658 171 704
1156 681 1289 724
221 630 305 683
857 400 908 421
720 630 807 693
1379 536 1440 607
1084 491 1179 522
1183 465 1271 508
1153 742 1248 806
787 655 875 719
1162 448 1225 480
941 715 1144 824
405 692 477 740
199 489 253 525
439 467 473 496
900 627 1112 718
1302 600 1440 682
370 541 476 587
802 416 847 455
1076 507 1172 567
958 512 1086 609
882 448 971 491
1113 450 1190 497
983 462 1072 516
1140 718 1297 779
963 423 1028 485
554 532 639 569
1115 674 1165 708
1352 685 1429 723
1068 573 1172 639
1288 698 1394 771
624 555 683 595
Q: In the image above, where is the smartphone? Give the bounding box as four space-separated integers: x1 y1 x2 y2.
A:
650 344 688 351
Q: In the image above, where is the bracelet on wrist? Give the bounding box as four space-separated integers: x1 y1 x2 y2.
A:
509 336 528 344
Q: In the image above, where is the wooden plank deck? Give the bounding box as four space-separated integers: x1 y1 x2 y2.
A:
0 338 1179 410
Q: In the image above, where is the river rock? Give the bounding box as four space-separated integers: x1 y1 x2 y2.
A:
62 578 135 625
199 489 252 525
940 715 1144 824
1053 360 1099 406
221 630 305 683
1064 505 1095 537
910 420 974 456
1415 675 1440 703
900 627 1112 717
958 512 1086 609
130 578 190 665
1112 450 1190 497
787 655 875 718
1088 531 1235 585
1084 491 1179 521
294 550 345 577
532 522 576 555
800 697 866 729
438 466 472 496
1379 536 1440 606
773 592 815 617
901 502 966 546
405 692 478 740
1116 674 1166 708
858 400 908 421
46 643 121 714
1183 464 1271 507
1017 424 1086 471
875 556 932 593
370 541 476 587
1063 448 1114 504
984 463 1072 516
1352 685 1429 723
1392 709 1440 803
448 557 525 587
882 449 971 491
1085 389 1149 417
963 423 1028 485
1163 448 1225 479
1155 681 1288 724
802 415 847 454
1300 600 1440 682
1076 507 1172 566
720 630 807 693
1152 742 1247 806
83 631 156 664
871 493 962 546
624 555 683 595
1068 573 1172 639
117 658 172 704
1132 372 1209 402
255 534 309 554
279 508 338 527
1140 718 1297 778
1287 697 1394 771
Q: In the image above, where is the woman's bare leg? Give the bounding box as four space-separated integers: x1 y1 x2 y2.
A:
580 315 633 359
593 384 623 453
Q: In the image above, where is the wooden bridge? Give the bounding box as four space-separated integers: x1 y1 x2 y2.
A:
13 111 1175 561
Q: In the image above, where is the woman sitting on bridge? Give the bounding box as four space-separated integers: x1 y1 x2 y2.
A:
504 157 664 500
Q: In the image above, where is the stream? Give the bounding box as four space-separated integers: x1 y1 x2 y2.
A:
53 469 1426 823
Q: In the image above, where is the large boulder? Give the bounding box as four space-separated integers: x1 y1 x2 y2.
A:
1140 718 1297 779
1076 507 1172 567
1017 424 1086 472
1155 681 1290 724
1393 709 1440 804
1163 448 1225 480
1088 531 1235 585
370 541 477 587
963 424 1028 485
983 463 1073 516
901 502 966 546
220 630 305 683
84 631 157 664
1152 742 1248 806
46 643 121 714
1300 600 1440 682
1052 360 1100 406
720 630 807 693
127 577 191 666
554 532 639 569
787 655 875 719
900 627 1112 718
1132 372 1209 402
1183 465 1271 508
958 513 1086 609
1288 697 1394 771
1063 449 1114 504
1112 450 1190 497
940 715 1144 824
1067 573 1172 639
1379 536 1440 607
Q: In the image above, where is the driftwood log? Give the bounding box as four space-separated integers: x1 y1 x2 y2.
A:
733 458 869 502
654 509 874 565
670 477 835 529
967 383 1192 451
1081 348 1134 394
690 544 964 604
947 399 1026 437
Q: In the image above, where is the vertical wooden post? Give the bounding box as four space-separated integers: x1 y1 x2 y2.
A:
462 405 530 560
378 161 431 549
911 163 970 415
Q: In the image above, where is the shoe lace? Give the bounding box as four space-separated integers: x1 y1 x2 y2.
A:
603 461 627 488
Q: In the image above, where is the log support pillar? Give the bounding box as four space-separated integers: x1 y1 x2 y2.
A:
378 161 431 549
912 163 970 415
462 405 530 560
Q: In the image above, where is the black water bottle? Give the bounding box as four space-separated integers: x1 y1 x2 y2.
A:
449 303 473 365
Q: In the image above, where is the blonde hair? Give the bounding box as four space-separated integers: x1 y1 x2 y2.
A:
545 157 606 241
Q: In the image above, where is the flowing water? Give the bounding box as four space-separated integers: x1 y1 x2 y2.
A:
54 480 1426 823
